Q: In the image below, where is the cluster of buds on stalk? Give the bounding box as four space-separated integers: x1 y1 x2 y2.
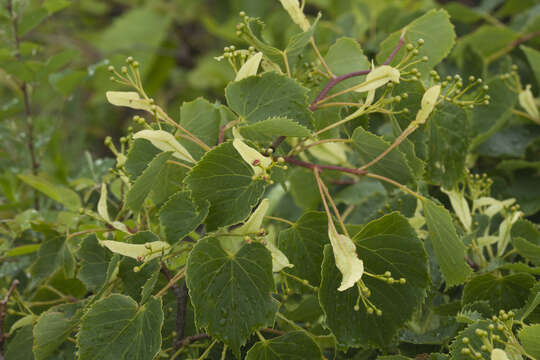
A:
459 311 520 360
233 137 287 184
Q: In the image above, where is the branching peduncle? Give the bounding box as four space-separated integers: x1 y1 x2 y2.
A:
314 168 350 237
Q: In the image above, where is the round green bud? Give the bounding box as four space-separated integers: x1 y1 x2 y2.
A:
132 61 139 68
236 31 242 37
508 311 514 317
267 148 274 154
239 11 246 17
354 304 360 311
421 56 428 62
475 329 483 336
126 56 134 63
475 353 482 359
249 46 255 52
417 39 425 46
403 108 409 113
469 76 475 82
497 324 504 331
412 49 419 55
511 64 518 71
79 207 85 214
462 349 470 355
402 92 408 98
384 271 391 277
462 337 469 344
367 307 374 314
277 156 285 163
469 104 474 109
107 65 115 72
109 76 115 81
488 324 494 330
121 66 128 74
406 43 414 51
150 105 157 112
282 165 288 170
133 266 141 272
476 78 483 83
376 309 382 316
483 85 489 91
399 278 406 284
481 345 488 351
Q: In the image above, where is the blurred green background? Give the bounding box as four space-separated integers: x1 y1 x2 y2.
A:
1 0 540 219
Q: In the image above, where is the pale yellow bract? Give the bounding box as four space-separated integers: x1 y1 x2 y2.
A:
328 226 364 291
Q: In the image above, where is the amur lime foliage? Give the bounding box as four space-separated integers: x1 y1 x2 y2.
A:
2 0 540 360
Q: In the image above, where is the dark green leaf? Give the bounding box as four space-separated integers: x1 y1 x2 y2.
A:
246 331 323 360
513 237 540 266
159 191 209 243
186 237 278 356
425 103 469 188
225 72 313 128
352 127 414 185
126 151 172 213
279 211 329 286
77 295 163 360
184 142 266 230
463 273 535 311
77 235 111 290
179 97 222 160
319 212 428 348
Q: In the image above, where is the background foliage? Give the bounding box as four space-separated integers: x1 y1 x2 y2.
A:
1 0 540 359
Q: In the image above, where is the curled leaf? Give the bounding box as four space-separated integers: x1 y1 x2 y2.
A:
235 52 263 81
97 183 129 233
328 226 364 291
99 240 170 261
133 130 195 163
279 0 310 31
106 91 152 112
232 138 272 176
442 188 471 232
415 85 441 125
519 85 540 124
231 199 269 235
354 65 400 93
266 240 293 272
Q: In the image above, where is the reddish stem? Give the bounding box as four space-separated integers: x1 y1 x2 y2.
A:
284 156 367 176
309 32 406 111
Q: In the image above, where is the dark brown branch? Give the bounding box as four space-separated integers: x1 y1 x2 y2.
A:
309 31 406 111
179 333 211 347
7 0 40 209
160 263 188 352
261 328 285 336
284 156 367 176
0 280 20 357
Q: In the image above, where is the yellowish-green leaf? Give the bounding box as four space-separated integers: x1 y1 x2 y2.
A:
99 240 170 261
133 130 195 163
